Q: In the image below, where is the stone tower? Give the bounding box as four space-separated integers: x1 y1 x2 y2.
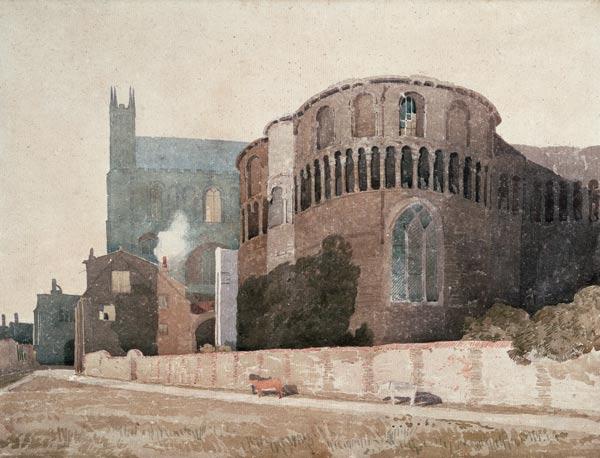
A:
109 87 136 170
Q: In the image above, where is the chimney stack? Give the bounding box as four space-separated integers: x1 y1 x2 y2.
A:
52 278 58 293
1 314 5 327
14 313 18 324
162 256 168 270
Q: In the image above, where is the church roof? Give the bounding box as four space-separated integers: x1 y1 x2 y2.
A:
135 136 247 173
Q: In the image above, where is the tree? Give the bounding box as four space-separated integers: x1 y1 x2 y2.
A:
237 235 371 350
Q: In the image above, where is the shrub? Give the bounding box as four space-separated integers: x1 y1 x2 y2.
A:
237 235 372 350
462 285 600 362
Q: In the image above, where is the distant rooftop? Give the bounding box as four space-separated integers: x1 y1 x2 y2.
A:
135 137 248 173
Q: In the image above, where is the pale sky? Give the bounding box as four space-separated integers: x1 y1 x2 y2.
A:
1 0 600 322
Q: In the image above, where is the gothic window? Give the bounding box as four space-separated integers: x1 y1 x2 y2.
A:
345 149 355 193
300 166 312 210
434 150 444 192
573 181 583 220
370 147 381 190
138 232 158 256
204 187 222 223
358 148 368 191
314 160 322 203
268 186 284 228
589 180 599 222
463 157 472 199
446 101 470 147
182 186 198 219
559 181 568 221
352 93 376 137
323 156 332 199
545 180 555 223
149 184 163 221
531 181 542 222
247 156 262 198
401 146 413 188
448 153 459 194
512 176 521 213
316 105 335 149
391 204 438 303
498 174 509 211
417 148 430 189
385 147 396 188
475 162 482 202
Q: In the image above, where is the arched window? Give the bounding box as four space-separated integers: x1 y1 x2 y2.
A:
268 187 284 228
399 96 416 136
446 101 470 147
352 93 376 137
475 162 482 202
204 188 221 223
433 151 444 192
573 181 582 220
385 147 396 188
323 156 332 200
448 153 459 194
418 148 429 189
401 146 413 188
314 159 322 203
545 180 555 223
334 151 343 196
463 157 472 199
511 176 521 213
370 147 381 190
558 181 568 221
589 180 599 222
248 202 259 239
138 232 158 256
391 204 438 302
316 105 335 149
247 156 262 198
498 174 509 211
200 249 216 285
345 149 355 193
300 167 311 211
358 148 368 191
262 198 268 234
531 181 542 222
240 208 245 242
149 184 163 221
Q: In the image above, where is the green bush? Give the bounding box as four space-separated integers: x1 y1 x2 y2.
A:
463 286 600 362
237 235 372 350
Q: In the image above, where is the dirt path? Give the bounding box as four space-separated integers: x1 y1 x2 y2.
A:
1 371 599 457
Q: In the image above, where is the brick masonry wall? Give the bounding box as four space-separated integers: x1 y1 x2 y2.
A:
83 341 600 413
0 339 36 375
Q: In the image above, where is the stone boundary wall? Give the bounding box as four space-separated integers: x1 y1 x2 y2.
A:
0 339 36 375
83 341 600 413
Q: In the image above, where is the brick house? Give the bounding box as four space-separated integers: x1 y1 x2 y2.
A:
74 248 213 362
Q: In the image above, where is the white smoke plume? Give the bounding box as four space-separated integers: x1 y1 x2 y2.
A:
154 211 192 275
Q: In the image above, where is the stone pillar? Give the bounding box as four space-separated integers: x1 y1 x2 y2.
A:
257 199 264 234
395 147 402 187
243 206 249 241
340 156 347 195
352 150 359 192
443 153 449 194
309 166 316 205
412 149 419 189
215 248 238 349
428 153 435 191
366 150 372 190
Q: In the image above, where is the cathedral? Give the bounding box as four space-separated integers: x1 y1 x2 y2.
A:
106 88 246 301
